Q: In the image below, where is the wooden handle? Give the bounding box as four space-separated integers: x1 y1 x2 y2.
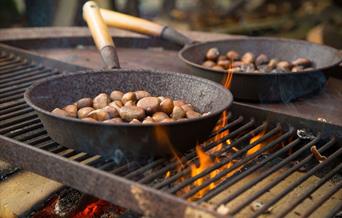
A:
83 1 120 69
83 1 114 49
100 8 165 37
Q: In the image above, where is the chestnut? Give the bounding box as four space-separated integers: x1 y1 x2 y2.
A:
93 93 110 109
110 90 124 101
160 98 174 115
119 106 145 122
206 48 220 60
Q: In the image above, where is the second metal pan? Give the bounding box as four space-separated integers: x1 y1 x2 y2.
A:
100 9 342 103
24 1 233 161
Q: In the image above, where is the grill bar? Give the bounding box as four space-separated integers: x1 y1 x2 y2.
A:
182 125 287 199
24 134 50 145
197 138 301 203
215 135 322 207
34 140 58 150
0 60 28 71
13 127 47 141
1 90 23 101
0 67 46 83
0 99 25 110
215 120 263 155
0 107 34 121
0 82 36 94
149 118 257 188
167 122 270 194
0 69 58 88
111 163 135 175
0 65 43 80
138 117 249 185
322 199 342 218
0 112 38 128
197 127 294 195
0 64 32 75
209 113 234 137
0 102 27 115
0 54 17 60
0 118 40 135
228 137 335 214
125 159 165 180
5 122 43 138
276 163 342 218
251 147 342 217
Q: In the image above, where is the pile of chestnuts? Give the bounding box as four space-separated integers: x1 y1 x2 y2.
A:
202 48 315 73
51 90 208 124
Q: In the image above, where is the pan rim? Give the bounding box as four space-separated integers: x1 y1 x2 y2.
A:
24 69 233 127
178 36 342 76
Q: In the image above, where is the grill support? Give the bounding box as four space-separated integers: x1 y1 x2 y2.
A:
0 136 226 218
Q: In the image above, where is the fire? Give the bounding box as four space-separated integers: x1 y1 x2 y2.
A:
73 199 124 218
73 200 107 218
247 130 266 156
191 145 216 198
189 144 242 200
165 171 171 179
178 65 237 200
188 63 235 199
73 200 105 218
210 66 234 153
224 69 233 90
154 125 184 169
32 195 125 218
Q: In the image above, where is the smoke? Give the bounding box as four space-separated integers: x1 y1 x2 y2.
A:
258 71 327 103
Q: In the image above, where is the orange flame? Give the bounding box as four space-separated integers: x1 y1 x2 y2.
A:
224 69 234 90
190 145 216 198
189 145 243 200
178 65 237 200
247 130 266 156
165 171 171 179
210 66 234 153
154 125 184 169
188 63 236 199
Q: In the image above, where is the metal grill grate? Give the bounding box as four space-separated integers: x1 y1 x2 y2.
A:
0 46 341 218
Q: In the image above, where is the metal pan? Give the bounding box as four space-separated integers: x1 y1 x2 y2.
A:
100 9 342 102
23 1 232 161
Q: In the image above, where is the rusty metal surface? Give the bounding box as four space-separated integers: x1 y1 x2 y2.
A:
0 27 340 127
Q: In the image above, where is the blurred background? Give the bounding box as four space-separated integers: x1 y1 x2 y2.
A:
0 0 341 48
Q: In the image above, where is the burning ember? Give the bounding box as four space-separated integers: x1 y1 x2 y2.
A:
73 200 124 218
31 189 125 218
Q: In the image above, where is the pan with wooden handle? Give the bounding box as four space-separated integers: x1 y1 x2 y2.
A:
23 1 233 161
100 9 342 103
